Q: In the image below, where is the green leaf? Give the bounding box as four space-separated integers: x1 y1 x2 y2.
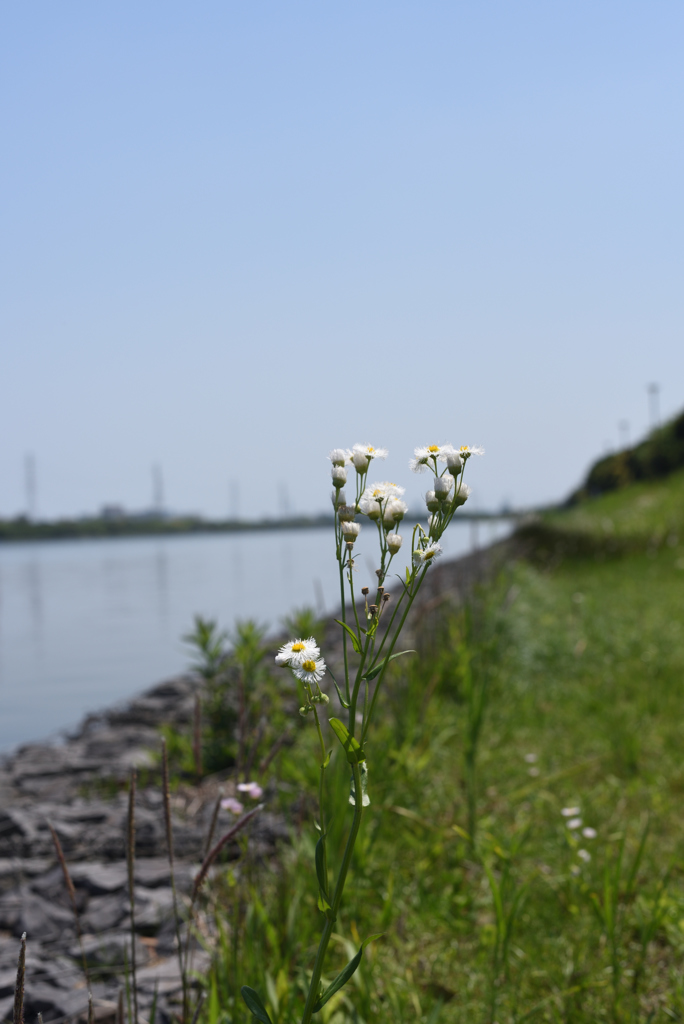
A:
241 987 273 1024
317 891 332 914
315 837 328 899
335 619 362 654
322 748 332 769
330 676 350 709
312 934 383 1012
329 718 366 764
363 649 416 682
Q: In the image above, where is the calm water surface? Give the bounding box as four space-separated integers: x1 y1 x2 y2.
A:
0 521 509 750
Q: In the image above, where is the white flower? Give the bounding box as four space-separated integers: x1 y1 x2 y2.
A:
413 542 443 567
567 817 582 830
433 475 453 500
359 482 405 519
221 797 244 815
328 448 351 466
582 827 597 839
446 451 463 474
452 482 471 508
425 490 440 512
524 753 538 763
341 521 361 543
352 451 370 473
410 444 455 473
294 657 327 685
332 488 347 508
353 443 388 460
561 806 581 817
337 504 356 522
386 532 403 554
578 849 591 863
383 498 408 525
332 466 347 488
275 637 320 667
459 444 485 459
237 781 264 800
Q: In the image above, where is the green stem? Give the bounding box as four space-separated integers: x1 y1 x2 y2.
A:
361 568 426 745
300 762 364 1024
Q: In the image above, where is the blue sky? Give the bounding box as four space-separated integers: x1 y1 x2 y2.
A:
1 1 683 518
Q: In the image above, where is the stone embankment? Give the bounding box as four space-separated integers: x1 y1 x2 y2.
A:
0 539 510 1024
0 676 287 1024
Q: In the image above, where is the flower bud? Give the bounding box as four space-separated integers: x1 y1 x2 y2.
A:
387 532 403 554
446 451 463 475
433 475 453 500
425 490 440 513
337 504 356 522
452 483 471 508
332 466 347 488
331 488 347 508
366 502 382 521
329 448 349 467
385 497 408 522
341 521 361 544
352 451 370 473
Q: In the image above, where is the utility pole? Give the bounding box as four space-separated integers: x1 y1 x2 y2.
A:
24 453 37 521
152 463 164 516
647 383 660 430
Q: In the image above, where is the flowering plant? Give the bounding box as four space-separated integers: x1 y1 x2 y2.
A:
242 441 482 1024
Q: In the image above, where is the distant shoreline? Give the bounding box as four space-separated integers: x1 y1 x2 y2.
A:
0 510 520 543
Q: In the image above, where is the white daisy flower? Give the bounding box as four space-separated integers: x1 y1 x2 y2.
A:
582 827 597 839
332 466 347 488
386 533 403 554
341 521 361 544
294 657 327 685
459 445 485 459
577 849 591 863
413 542 443 567
358 482 405 519
410 444 455 473
275 637 320 667
433 475 453 500
561 806 581 817
352 443 388 460
452 482 471 508
566 817 582 830
328 448 352 467
337 504 356 522
332 489 347 507
425 490 440 512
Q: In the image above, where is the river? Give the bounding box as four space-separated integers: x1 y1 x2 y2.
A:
0 519 510 750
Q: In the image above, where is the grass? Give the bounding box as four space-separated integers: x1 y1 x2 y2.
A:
193 469 684 1023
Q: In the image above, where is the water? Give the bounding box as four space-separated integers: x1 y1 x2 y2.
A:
0 520 510 751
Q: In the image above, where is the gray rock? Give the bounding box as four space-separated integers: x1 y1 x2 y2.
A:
81 894 126 932
69 862 128 894
72 932 151 970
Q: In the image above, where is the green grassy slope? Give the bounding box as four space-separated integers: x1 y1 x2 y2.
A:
202 473 684 1024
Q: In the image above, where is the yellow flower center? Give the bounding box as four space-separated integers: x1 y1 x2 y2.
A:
291 643 305 652
460 446 469 452
425 550 435 560
368 446 375 453
302 660 317 673
428 445 440 453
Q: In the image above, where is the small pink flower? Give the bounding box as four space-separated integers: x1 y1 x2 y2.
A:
237 781 264 800
221 797 244 815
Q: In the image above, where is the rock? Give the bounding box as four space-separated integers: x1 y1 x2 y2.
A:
69 863 128 894
81 894 127 933
22 981 89 1022
72 932 151 969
